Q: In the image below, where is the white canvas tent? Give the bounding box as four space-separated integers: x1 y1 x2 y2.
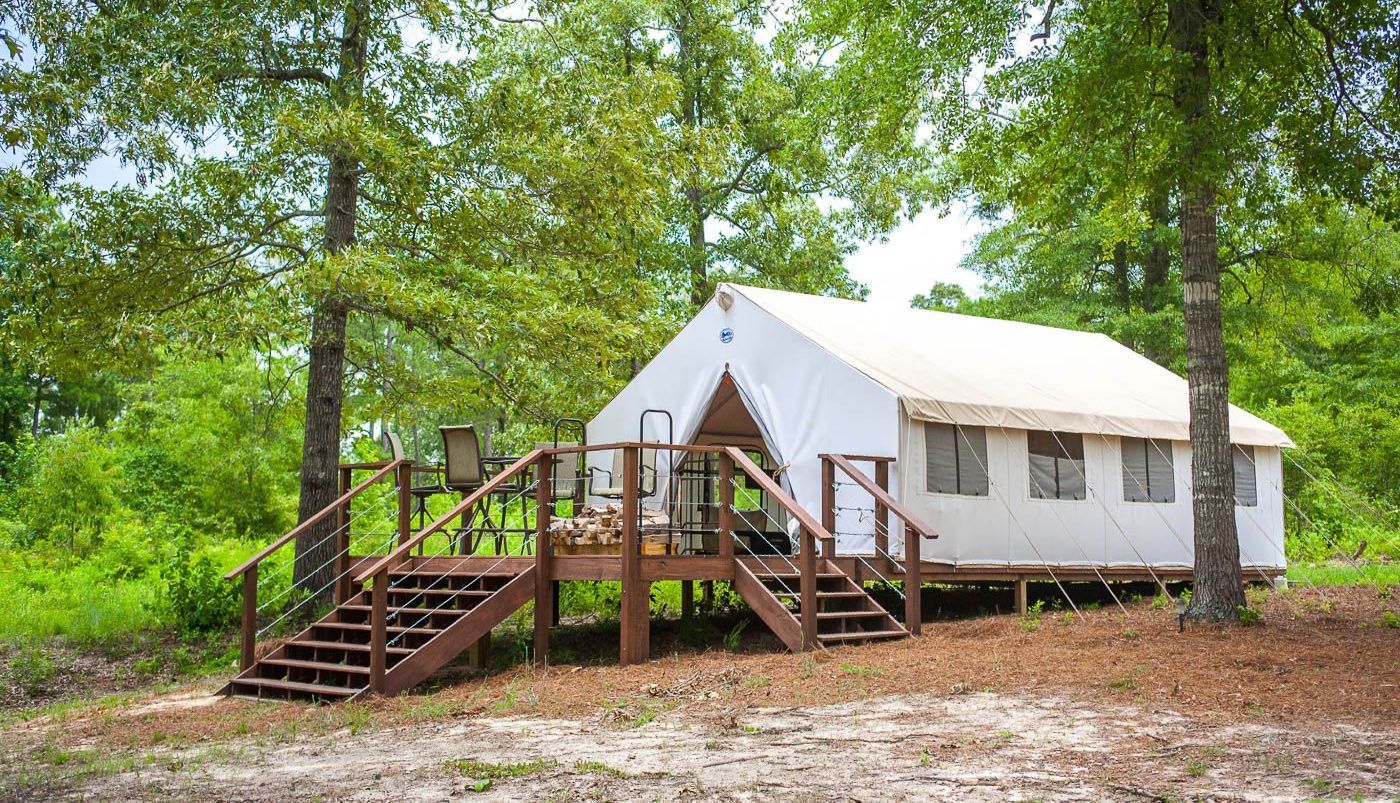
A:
588 283 1291 571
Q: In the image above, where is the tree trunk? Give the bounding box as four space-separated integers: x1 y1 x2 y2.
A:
1111 240 1131 312
686 186 707 307
1171 0 1244 621
1142 191 1171 364
292 2 367 594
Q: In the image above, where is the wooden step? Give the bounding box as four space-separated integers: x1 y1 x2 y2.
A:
772 590 868 599
259 658 370 675
815 629 907 643
388 568 522 579
290 639 414 655
229 677 361 698
816 610 890 620
755 572 846 581
338 604 469 616
386 588 493 598
316 622 441 636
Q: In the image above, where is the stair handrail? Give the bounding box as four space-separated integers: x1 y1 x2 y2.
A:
352 449 544 585
226 457 409 671
821 453 938 634
725 446 835 649
225 459 408 582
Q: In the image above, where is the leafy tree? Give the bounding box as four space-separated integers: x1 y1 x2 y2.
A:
910 281 969 312
2 2 675 590
531 0 928 309
807 0 1398 619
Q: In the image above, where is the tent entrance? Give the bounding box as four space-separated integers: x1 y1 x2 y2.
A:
673 374 791 555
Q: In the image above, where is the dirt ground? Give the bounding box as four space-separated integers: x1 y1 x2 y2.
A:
2 585 1397 801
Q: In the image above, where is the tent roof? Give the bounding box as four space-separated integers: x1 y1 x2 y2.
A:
720 283 1292 447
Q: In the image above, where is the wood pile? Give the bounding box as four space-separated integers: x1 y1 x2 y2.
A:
549 503 672 548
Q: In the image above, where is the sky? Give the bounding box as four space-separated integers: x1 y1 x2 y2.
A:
846 206 985 307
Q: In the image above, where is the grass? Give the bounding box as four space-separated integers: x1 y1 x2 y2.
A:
445 757 557 779
839 662 886 677
1287 562 1400 588
574 759 629 778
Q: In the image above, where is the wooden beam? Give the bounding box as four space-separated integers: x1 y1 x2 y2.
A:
620 447 649 665
821 457 836 560
240 566 257 671
681 581 694 619
335 466 352 605
718 451 735 562
874 461 890 574
534 454 553 665
1014 577 1028 615
369 569 387 694
800 527 817 650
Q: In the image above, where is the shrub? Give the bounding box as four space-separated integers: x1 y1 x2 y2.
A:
7 639 57 696
157 547 240 636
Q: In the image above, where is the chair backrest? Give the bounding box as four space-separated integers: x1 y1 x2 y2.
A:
440 425 483 489
535 443 580 501
381 431 405 461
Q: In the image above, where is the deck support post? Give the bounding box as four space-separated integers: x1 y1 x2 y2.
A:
681 581 694 619
534 453 553 665
334 466 352 605
240 566 257 670
1014 578 1028 615
874 462 890 574
620 447 649 665
904 520 921 635
800 526 818 650
396 461 412 547
820 459 838 561
468 632 492 669
369 567 387 694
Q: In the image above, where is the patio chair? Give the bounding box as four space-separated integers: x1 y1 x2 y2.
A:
588 446 659 500
534 442 582 506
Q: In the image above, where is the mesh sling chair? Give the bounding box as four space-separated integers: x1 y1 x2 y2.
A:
436 425 499 554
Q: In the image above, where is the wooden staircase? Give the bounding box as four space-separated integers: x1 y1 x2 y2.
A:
734 558 908 650
223 564 536 702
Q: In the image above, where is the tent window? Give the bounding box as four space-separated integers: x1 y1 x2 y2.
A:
1233 445 1258 507
1121 437 1176 503
1027 430 1086 500
924 423 988 496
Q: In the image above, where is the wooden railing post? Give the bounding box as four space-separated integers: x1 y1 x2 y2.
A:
904 519 921 635
240 566 257 670
874 461 890 574
619 446 648 665
334 466 352 605
369 567 387 694
534 453 553 665
396 461 412 546
718 452 735 562
821 457 836 562
800 526 817 650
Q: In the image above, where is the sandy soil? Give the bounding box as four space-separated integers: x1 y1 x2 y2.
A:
3 586 1398 801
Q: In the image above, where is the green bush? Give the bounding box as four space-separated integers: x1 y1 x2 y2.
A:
157 546 240 637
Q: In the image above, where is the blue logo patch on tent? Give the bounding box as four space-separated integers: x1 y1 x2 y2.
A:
719 328 734 344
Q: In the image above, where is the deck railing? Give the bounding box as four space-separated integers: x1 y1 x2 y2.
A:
820 453 938 634
224 458 411 670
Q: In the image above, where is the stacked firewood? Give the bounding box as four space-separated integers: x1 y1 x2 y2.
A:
549 503 671 547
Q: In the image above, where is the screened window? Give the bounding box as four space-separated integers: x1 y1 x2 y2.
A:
1027 430 1086 500
1121 437 1176 503
1233 445 1258 507
924 423 988 496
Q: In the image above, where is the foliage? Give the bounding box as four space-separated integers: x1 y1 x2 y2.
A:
157 546 241 637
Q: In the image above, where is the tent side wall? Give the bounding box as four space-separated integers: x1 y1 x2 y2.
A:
587 291 901 548
897 419 1286 569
